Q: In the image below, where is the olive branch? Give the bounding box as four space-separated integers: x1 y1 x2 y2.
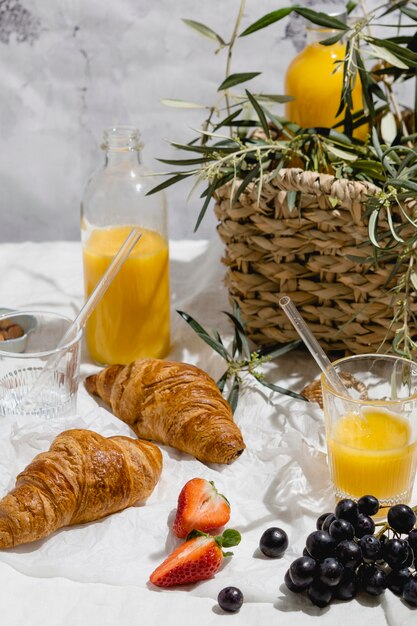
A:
177 304 306 412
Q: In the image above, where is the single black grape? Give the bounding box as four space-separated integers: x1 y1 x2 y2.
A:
387 504 416 534
335 499 358 525
334 569 357 601
357 495 379 517
289 556 317 587
328 518 354 543
322 514 337 533
361 565 387 596
259 527 288 558
403 576 417 607
387 567 411 596
305 531 336 560
407 528 417 553
355 563 368 592
307 581 333 608
316 512 333 530
217 586 244 612
354 513 375 538
284 569 307 593
382 538 410 570
336 540 362 569
318 558 344 587
359 535 381 561
404 545 414 568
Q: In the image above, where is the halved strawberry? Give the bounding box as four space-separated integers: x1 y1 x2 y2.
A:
149 529 241 588
173 478 231 538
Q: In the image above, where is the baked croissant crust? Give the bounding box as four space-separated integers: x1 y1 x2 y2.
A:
0 428 162 549
85 358 245 465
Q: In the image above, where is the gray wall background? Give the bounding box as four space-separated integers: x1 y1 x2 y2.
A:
0 0 390 242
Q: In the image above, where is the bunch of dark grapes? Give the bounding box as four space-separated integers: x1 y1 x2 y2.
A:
285 495 417 608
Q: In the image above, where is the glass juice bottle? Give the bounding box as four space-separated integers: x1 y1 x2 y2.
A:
81 126 170 365
284 10 367 139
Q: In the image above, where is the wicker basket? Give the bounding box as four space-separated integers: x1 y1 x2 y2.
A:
213 167 417 354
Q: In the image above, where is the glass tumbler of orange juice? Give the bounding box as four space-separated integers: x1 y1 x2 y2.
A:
81 127 170 365
321 354 417 507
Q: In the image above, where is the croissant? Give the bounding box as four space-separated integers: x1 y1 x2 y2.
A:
85 358 245 464
0 428 162 549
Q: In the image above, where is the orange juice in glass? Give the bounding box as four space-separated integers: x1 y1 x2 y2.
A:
83 225 170 365
321 355 417 506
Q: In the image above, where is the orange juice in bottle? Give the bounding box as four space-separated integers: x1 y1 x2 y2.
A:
83 225 170 364
81 127 170 365
284 8 367 139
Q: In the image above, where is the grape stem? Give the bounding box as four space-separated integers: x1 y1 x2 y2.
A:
375 522 389 539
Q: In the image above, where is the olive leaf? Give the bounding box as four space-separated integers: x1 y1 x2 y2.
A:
146 172 194 195
294 8 349 31
227 377 240 414
245 89 270 137
240 7 294 37
401 6 417 21
255 94 294 103
194 174 234 232
232 163 261 204
366 36 417 68
176 310 231 361
368 43 409 70
182 19 226 46
161 98 207 109
346 1 357 14
320 31 345 46
218 72 261 91
380 112 398 146
410 272 417 291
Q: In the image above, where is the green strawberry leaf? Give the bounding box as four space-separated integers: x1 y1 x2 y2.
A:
219 528 241 548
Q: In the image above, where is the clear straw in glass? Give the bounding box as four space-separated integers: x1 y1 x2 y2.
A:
279 296 349 396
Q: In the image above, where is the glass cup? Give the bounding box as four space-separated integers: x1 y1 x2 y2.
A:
0 310 82 418
321 354 417 507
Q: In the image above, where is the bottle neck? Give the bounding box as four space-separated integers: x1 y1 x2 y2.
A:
102 126 143 167
306 27 343 46
304 6 347 47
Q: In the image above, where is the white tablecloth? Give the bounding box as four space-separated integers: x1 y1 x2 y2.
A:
0 238 414 626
